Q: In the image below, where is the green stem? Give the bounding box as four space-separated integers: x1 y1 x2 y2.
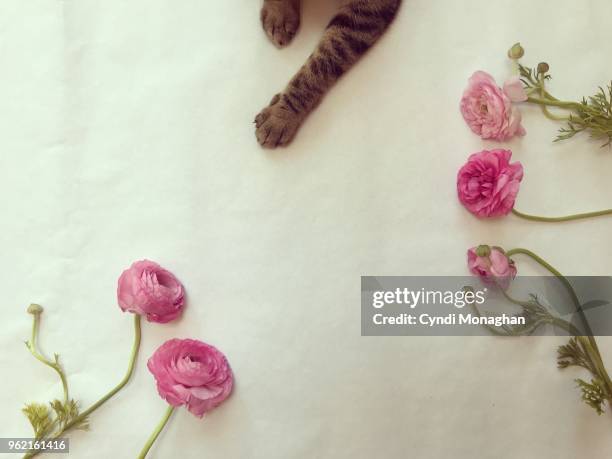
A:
551 317 582 336
540 106 570 122
542 90 559 102
538 80 570 121
505 248 587 327
505 248 612 396
510 58 520 76
137 405 175 459
466 287 511 336
527 96 580 110
512 208 612 223
26 311 69 405
67 314 142 428
24 314 142 459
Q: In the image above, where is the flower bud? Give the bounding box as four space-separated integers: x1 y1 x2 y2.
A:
537 62 550 74
507 43 524 60
467 246 517 290
27 304 44 315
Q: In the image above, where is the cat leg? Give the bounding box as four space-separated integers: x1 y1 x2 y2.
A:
261 0 301 48
255 0 401 148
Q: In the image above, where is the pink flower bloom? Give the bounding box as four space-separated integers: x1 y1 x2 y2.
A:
148 339 233 418
457 149 523 218
460 71 526 141
117 260 185 323
468 245 517 289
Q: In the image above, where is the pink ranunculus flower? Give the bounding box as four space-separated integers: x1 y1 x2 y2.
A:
460 71 527 141
148 339 234 418
468 245 517 289
457 149 524 218
117 260 185 323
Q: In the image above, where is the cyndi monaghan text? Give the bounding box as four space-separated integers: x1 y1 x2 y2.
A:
373 313 525 327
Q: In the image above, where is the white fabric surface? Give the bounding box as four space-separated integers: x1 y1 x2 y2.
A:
1 0 612 458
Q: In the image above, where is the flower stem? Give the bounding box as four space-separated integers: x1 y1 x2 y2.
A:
505 248 589 329
512 208 612 223
24 314 142 459
538 79 570 121
527 96 579 110
505 248 612 396
137 405 175 459
510 58 520 76
540 105 570 121
26 308 69 405
66 314 142 429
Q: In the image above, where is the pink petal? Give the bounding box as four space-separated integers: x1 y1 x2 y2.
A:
503 77 528 103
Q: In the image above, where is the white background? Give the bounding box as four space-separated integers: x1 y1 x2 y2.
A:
1 0 612 458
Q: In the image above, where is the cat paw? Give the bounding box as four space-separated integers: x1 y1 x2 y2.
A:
254 93 302 148
260 0 300 48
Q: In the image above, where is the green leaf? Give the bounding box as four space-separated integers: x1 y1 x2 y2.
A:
581 300 609 311
50 399 88 431
22 402 53 438
557 337 591 370
576 378 607 415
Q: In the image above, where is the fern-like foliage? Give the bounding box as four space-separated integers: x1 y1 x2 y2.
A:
576 379 608 415
22 403 54 439
23 399 89 441
50 399 89 431
557 337 592 371
519 64 612 147
556 84 612 147
469 283 612 415
470 293 562 337
557 337 612 414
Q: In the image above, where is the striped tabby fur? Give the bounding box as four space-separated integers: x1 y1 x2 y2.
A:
255 0 401 148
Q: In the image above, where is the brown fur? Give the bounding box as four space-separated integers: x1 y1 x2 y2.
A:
255 0 401 148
